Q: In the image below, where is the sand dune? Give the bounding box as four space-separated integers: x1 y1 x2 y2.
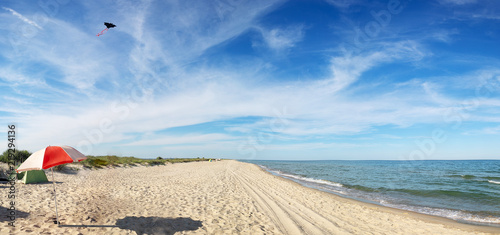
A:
1 160 498 234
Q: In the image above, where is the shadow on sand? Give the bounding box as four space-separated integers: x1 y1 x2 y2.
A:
60 224 118 228
60 216 203 234
0 206 30 222
116 216 203 235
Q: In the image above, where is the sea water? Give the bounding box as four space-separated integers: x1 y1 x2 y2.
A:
242 160 500 226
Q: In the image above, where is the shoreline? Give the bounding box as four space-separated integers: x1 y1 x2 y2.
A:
240 160 500 234
1 160 499 234
246 159 500 229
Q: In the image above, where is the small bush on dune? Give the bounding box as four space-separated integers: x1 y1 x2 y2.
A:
104 155 119 165
54 164 66 171
81 157 108 169
148 160 165 166
78 155 211 169
0 149 32 163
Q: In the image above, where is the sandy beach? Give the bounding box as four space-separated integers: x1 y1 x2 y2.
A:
1 160 499 234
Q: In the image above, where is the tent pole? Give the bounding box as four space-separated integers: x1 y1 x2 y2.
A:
51 168 60 226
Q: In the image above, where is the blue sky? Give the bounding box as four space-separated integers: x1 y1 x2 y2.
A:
1 0 499 160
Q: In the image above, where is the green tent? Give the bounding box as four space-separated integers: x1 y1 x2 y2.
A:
21 170 48 184
15 164 24 180
17 171 24 180
14 164 48 184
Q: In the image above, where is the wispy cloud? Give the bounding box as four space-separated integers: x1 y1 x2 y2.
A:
256 25 305 51
438 0 477 5
2 7 43 30
318 40 427 94
122 133 237 147
9 18 122 95
463 125 500 135
430 29 460 43
324 0 360 9
0 36 456 155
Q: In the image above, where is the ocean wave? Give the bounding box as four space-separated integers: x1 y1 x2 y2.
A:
380 203 500 225
448 174 476 179
258 165 343 188
343 184 380 193
486 176 500 181
281 172 344 188
389 188 499 201
489 180 500 185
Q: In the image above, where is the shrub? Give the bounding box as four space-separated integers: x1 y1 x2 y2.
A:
0 149 32 163
54 164 66 171
104 155 119 165
148 160 165 166
77 155 211 168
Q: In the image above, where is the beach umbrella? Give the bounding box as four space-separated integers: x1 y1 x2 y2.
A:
16 145 87 225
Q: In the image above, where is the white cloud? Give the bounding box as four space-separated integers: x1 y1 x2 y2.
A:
317 40 427 94
4 17 122 95
4 34 441 156
122 133 237 146
430 29 459 43
375 134 403 139
257 25 305 50
0 66 46 87
6 54 495 157
471 13 500 20
421 82 454 106
439 0 477 5
320 53 382 93
2 7 43 30
131 0 287 62
464 125 500 135
324 0 359 9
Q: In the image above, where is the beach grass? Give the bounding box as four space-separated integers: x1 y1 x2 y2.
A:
78 155 212 169
0 149 216 171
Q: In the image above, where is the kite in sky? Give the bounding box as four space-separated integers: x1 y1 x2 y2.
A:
96 22 116 37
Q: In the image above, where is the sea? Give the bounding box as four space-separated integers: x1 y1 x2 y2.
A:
241 160 500 227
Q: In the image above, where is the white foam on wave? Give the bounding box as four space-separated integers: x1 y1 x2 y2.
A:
380 202 500 224
258 165 343 188
276 171 344 188
489 180 500 185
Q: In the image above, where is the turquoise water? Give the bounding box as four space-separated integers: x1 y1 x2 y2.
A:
242 160 500 226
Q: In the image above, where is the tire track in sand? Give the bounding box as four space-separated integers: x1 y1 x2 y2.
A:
228 162 349 234
231 169 304 234
238 171 349 234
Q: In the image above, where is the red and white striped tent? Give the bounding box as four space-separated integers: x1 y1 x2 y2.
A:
17 145 87 225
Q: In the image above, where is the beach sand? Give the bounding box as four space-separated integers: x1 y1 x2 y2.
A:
1 160 499 234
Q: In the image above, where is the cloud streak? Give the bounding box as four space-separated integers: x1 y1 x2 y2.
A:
2 7 43 30
438 0 477 5
256 25 305 51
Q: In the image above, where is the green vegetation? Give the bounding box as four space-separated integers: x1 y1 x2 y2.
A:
0 149 32 163
78 155 211 169
0 149 215 170
53 164 67 171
